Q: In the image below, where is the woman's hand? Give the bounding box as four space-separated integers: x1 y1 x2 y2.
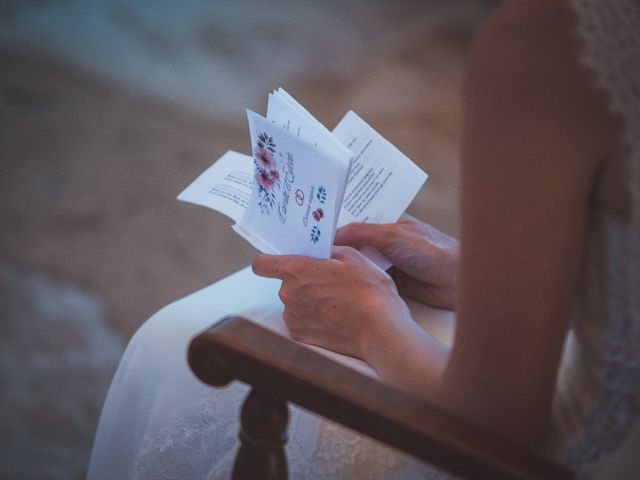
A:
252 246 413 361
334 215 459 309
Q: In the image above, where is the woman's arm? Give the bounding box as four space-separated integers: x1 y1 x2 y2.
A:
439 0 615 444
344 0 613 445
254 0 618 447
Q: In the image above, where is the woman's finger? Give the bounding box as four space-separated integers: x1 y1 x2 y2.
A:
334 222 393 251
252 254 290 279
252 253 328 279
330 245 356 260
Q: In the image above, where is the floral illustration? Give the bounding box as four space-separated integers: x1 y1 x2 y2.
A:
316 185 327 204
310 225 321 244
255 169 274 190
254 132 280 213
312 208 324 222
257 132 276 153
255 146 276 171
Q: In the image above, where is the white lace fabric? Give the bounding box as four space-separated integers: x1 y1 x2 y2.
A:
132 381 446 479
569 0 640 352
551 214 640 471
550 0 640 477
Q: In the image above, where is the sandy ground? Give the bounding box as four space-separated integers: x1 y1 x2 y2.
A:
0 1 496 478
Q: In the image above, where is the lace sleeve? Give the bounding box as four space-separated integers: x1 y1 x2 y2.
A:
570 0 640 353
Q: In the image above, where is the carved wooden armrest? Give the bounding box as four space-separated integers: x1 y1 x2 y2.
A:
188 316 573 480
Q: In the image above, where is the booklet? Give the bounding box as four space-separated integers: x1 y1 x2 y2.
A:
178 88 428 269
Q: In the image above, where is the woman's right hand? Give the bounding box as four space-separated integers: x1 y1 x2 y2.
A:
334 214 459 309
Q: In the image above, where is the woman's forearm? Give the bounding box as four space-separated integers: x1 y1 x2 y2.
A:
362 309 450 403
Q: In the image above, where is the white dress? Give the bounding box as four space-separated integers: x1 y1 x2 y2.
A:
88 1 640 478
87 266 457 479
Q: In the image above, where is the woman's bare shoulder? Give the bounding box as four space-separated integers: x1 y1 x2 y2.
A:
476 0 571 51
471 0 578 92
466 0 614 168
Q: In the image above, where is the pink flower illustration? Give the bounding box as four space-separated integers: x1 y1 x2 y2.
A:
255 169 274 190
312 208 324 222
254 147 276 170
255 132 279 214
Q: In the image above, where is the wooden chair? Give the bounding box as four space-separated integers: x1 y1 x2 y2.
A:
188 316 574 480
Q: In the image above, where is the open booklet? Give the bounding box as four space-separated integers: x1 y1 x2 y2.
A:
178 88 428 270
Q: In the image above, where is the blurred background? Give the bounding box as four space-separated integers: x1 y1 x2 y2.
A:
0 1 497 478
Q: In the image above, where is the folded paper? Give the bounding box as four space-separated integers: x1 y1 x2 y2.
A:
178 88 428 269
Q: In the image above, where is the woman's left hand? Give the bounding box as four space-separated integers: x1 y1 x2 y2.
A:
252 246 413 361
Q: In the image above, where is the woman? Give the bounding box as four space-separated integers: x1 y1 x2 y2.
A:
89 0 640 478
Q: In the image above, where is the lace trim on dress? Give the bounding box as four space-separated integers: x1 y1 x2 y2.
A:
132 382 447 479
133 384 247 480
569 0 640 352
562 219 640 468
566 0 640 470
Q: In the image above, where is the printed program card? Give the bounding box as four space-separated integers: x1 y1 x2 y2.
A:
235 110 351 258
177 88 428 268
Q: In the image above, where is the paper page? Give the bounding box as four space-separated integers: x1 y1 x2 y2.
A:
267 91 352 164
276 88 333 135
177 94 428 270
333 111 428 269
237 111 349 258
177 150 253 223
232 223 279 255
334 111 428 225
267 90 353 237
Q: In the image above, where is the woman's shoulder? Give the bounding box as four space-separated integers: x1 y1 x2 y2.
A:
466 0 616 170
470 0 577 84
476 0 570 48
